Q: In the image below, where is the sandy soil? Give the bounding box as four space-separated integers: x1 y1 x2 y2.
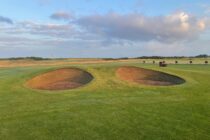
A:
26 68 93 90
116 66 185 86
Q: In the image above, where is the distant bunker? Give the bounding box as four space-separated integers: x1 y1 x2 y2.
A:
27 68 93 90
116 66 185 86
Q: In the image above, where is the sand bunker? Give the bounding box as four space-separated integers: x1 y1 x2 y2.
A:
116 66 185 86
27 68 93 90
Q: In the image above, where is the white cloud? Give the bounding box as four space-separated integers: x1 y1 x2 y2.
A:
76 12 207 42
11 21 76 38
0 11 210 57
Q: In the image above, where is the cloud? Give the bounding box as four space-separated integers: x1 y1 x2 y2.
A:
0 16 13 24
1 11 210 58
76 12 207 42
50 11 73 21
200 4 210 14
2 11 208 43
14 21 76 38
1 20 96 41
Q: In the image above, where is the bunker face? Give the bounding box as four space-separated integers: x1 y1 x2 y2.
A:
27 68 93 90
116 66 185 86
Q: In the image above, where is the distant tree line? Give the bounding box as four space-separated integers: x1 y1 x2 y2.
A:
0 57 51 61
102 57 129 60
135 56 168 59
102 54 209 60
195 54 209 58
0 54 209 61
134 54 209 59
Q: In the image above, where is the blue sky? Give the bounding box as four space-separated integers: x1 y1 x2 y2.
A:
0 0 210 58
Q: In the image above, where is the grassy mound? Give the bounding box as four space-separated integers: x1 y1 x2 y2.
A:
116 66 185 86
27 68 93 90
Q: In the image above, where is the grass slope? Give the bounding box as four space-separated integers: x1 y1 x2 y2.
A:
0 63 209 140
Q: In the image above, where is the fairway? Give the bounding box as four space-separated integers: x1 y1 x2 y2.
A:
0 61 209 140
1 1 210 139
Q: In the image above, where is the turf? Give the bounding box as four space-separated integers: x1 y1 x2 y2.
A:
0 62 209 140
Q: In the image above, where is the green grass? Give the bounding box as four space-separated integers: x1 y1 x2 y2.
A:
0 62 209 140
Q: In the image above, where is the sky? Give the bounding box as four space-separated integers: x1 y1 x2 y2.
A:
0 0 210 58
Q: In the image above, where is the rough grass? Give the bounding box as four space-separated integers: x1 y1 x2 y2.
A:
0 62 209 140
